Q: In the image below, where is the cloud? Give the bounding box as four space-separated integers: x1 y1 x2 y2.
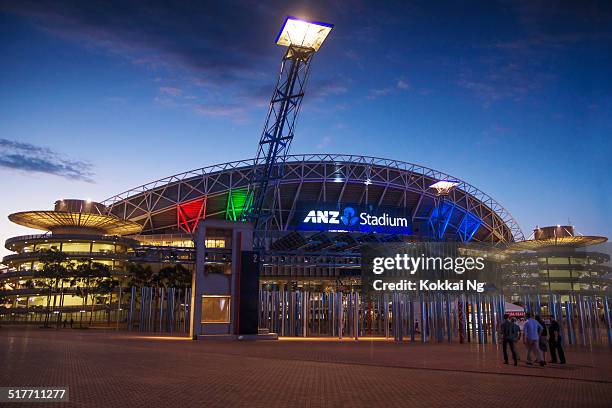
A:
194 104 245 117
397 79 410 90
367 78 410 99
159 86 182 97
367 87 392 99
0 1 364 120
316 136 332 149
0 139 94 182
454 3 612 107
456 62 555 106
477 123 513 146
309 80 348 98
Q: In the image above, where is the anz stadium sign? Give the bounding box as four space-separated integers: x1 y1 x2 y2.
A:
297 205 411 234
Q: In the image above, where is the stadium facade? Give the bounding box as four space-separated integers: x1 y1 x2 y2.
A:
1 154 610 344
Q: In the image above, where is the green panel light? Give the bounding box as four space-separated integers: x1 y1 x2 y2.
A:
225 188 253 221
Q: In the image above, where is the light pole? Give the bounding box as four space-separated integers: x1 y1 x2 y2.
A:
245 17 334 233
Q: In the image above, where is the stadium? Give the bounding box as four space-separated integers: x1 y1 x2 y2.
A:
1 17 610 344
2 154 610 344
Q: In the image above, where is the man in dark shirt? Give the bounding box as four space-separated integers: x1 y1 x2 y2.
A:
500 313 520 365
548 319 566 364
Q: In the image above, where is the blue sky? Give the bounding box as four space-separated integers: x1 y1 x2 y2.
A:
1 1 611 255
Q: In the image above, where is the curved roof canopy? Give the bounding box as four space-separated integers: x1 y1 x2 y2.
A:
510 235 607 251
9 211 142 236
102 154 524 243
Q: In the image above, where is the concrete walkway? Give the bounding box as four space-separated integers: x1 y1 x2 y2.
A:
1 327 610 407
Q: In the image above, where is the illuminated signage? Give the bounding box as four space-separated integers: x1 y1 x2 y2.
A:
296 205 411 234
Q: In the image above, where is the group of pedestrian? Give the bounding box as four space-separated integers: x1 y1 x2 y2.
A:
500 312 566 367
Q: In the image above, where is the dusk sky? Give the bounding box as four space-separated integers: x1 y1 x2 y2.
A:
1 1 611 255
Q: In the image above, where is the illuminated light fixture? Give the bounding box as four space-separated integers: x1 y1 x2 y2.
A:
275 16 333 51
429 180 459 196
364 178 372 185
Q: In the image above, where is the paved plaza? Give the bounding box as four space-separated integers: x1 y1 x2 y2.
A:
1 327 611 407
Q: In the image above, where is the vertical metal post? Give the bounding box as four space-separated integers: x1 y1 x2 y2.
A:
588 297 597 344
354 292 360 340
338 291 344 339
420 293 426 343
159 287 164 332
384 293 390 339
604 296 612 346
128 286 135 331
409 296 415 342
566 301 573 345
578 295 586 346
458 295 464 344
446 294 452 343
491 297 497 344
280 284 286 336
557 295 564 345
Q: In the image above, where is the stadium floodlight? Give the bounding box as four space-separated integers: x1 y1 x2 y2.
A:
429 180 459 196
245 16 333 232
275 16 333 51
429 180 459 241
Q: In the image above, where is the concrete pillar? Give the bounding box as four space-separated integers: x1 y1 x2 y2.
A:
189 220 206 339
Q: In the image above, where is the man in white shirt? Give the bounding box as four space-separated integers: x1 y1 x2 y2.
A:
523 312 545 366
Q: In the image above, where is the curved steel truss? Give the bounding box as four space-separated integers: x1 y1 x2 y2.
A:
102 154 524 243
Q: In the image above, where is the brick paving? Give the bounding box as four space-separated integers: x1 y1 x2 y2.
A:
1 327 611 407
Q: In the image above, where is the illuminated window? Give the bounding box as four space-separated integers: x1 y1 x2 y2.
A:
550 283 572 291
546 257 570 265
61 242 91 253
35 243 60 251
140 239 194 248
548 270 570 278
92 243 115 254
201 295 231 323
205 239 226 248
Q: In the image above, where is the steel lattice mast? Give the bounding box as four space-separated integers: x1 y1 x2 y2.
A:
244 17 333 232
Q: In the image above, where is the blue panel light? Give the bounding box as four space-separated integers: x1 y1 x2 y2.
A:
458 212 482 242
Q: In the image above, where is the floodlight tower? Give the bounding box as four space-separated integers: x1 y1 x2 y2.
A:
245 16 333 232
429 180 459 241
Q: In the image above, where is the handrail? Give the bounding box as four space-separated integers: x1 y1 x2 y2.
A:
2 251 130 263
5 234 137 249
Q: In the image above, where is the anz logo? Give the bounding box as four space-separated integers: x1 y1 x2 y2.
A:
303 207 359 226
302 206 408 228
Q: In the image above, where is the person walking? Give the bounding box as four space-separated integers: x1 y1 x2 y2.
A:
535 315 548 365
523 312 545 367
500 313 520 365
70 317 74 328
548 319 566 364
511 317 522 361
